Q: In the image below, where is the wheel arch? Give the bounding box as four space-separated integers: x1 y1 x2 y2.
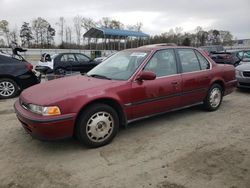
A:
211 79 225 94
74 97 127 133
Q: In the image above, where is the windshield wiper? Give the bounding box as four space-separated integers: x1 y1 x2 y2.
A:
87 74 111 80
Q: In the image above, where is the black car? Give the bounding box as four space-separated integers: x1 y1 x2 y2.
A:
36 53 100 74
0 53 39 99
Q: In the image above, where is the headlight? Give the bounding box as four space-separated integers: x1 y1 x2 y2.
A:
28 104 61 116
235 70 241 77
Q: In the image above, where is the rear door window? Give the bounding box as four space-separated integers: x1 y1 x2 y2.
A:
195 50 210 70
60 54 76 62
75 54 90 62
177 49 201 73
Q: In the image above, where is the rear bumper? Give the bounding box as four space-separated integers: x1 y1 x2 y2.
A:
14 100 76 141
17 71 40 89
224 79 237 95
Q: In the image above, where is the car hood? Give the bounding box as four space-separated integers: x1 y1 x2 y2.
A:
236 62 250 71
21 75 117 105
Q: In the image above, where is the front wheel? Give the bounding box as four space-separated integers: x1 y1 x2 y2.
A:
203 84 223 111
75 103 119 148
0 78 19 99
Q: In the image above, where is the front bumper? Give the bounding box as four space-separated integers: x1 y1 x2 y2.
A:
14 100 76 140
236 76 250 88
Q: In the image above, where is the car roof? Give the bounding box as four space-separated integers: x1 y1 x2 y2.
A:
129 45 197 52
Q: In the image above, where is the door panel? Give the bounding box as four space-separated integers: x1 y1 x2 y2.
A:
130 75 182 119
176 49 212 106
181 71 210 106
129 49 182 119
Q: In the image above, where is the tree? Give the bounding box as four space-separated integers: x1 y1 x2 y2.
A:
194 26 209 46
182 37 191 46
219 30 234 46
73 15 82 45
20 22 33 47
46 25 55 46
127 22 143 32
56 17 66 44
98 17 112 28
212 29 220 44
65 26 72 44
82 17 96 32
32 17 55 47
9 28 18 44
0 20 10 46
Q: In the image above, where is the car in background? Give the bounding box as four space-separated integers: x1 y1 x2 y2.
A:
36 53 100 75
235 51 250 88
209 52 241 66
200 46 243 66
14 46 236 148
236 62 250 88
0 53 39 99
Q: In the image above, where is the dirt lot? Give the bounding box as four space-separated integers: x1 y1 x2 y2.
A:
0 89 249 188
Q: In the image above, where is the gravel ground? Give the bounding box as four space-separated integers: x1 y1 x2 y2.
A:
0 89 249 188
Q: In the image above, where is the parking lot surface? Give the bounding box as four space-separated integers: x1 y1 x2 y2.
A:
0 89 249 188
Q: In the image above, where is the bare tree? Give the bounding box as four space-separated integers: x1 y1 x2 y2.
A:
56 17 66 44
0 20 10 46
73 15 82 45
9 28 19 43
82 17 96 32
127 22 143 32
32 17 55 47
65 26 72 44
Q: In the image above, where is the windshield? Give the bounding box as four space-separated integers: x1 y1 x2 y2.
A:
242 51 250 62
87 50 150 80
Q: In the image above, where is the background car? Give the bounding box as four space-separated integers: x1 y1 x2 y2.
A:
209 52 241 66
36 52 100 74
0 53 39 99
235 50 250 88
15 46 236 148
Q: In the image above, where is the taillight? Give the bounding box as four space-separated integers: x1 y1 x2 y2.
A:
26 63 33 70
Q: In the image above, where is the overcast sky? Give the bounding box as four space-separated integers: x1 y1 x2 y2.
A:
1 0 250 40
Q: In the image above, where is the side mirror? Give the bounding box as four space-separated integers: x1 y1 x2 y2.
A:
136 71 156 81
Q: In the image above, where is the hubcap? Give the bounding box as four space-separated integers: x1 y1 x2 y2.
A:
209 88 221 108
86 111 114 142
0 81 15 97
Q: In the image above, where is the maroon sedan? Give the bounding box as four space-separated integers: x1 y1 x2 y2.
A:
14 46 237 147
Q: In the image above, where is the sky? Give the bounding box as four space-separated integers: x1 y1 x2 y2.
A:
0 0 250 41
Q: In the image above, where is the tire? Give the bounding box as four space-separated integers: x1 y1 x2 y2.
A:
55 68 66 75
203 84 223 111
0 78 19 99
75 103 119 148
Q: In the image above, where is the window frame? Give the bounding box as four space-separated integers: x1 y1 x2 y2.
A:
194 50 211 70
176 48 212 74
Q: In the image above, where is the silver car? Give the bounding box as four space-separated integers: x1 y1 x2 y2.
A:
235 51 250 88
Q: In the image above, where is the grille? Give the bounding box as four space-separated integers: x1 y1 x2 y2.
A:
243 71 250 77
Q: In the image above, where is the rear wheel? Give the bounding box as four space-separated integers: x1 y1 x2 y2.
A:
0 78 19 99
76 103 119 148
203 84 223 111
